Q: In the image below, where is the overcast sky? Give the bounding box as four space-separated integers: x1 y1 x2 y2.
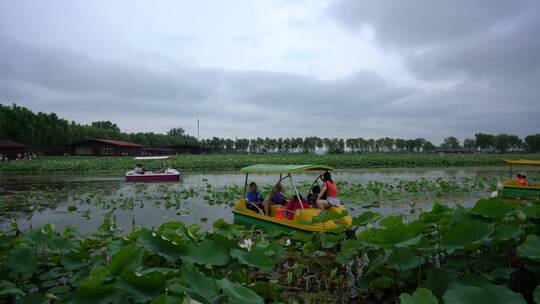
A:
0 0 539 143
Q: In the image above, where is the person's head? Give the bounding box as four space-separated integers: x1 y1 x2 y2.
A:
322 171 332 182
312 185 321 194
249 182 258 192
523 175 527 179
517 173 522 178
275 183 283 192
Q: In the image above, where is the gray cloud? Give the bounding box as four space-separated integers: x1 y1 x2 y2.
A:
0 1 539 143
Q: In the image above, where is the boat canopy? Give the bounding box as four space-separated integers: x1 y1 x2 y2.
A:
240 164 333 174
134 156 170 160
504 159 540 166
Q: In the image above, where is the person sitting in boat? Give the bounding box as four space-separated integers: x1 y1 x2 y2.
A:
246 182 264 214
307 185 321 207
516 173 522 183
263 183 287 215
520 174 529 185
284 195 310 220
316 172 340 209
134 164 145 174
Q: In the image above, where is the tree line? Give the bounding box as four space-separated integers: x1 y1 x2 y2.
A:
1 103 539 154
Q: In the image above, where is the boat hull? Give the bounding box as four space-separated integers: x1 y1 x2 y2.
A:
500 179 540 200
232 199 352 233
125 174 180 182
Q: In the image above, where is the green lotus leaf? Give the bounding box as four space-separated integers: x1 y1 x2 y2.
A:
336 239 360 264
63 250 92 270
150 293 185 304
517 234 540 261
230 247 274 273
471 198 513 219
380 215 403 227
116 270 166 303
0 280 24 296
320 233 342 249
45 235 73 253
7 245 37 275
137 229 187 262
425 269 459 299
484 268 515 283
367 223 421 248
533 285 540 304
419 203 452 224
169 263 220 304
181 239 230 266
15 293 47 304
440 220 492 253
387 247 423 271
218 278 264 304
443 282 526 304
352 211 381 226
72 277 121 304
311 209 348 224
399 287 438 304
491 224 522 241
108 244 144 276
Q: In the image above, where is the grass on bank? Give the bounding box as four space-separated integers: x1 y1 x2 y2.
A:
0 153 539 173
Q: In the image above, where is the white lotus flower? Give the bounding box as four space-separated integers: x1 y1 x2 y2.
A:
239 238 253 251
490 191 498 198
285 239 291 246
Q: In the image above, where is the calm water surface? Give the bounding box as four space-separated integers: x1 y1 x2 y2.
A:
0 167 532 233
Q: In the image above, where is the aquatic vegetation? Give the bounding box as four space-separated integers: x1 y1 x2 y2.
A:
1 153 539 172
1 198 540 303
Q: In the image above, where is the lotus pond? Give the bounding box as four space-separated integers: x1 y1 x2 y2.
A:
0 167 512 232
2 167 540 303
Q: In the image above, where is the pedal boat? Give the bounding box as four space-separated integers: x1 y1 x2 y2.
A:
232 164 352 233
125 156 181 182
499 159 540 200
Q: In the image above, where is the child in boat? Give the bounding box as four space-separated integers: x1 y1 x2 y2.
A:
317 172 340 209
520 175 529 185
135 164 145 174
307 185 321 207
246 182 264 214
264 183 287 215
284 194 310 220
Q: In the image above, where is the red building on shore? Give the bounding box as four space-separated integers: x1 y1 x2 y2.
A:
67 139 144 156
0 139 29 159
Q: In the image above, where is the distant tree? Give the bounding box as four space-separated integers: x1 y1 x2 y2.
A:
525 134 540 152
91 121 120 132
422 141 436 152
167 127 185 137
441 136 460 150
463 138 476 152
475 133 496 152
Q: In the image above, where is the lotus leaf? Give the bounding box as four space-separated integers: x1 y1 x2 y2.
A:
399 287 438 304
443 282 526 304
517 234 540 261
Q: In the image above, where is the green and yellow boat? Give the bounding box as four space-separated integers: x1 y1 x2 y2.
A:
232 164 352 233
500 159 540 200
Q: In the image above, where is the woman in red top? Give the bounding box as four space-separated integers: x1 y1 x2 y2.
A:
316 172 340 210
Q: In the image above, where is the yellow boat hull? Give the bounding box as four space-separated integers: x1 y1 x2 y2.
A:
232 199 352 233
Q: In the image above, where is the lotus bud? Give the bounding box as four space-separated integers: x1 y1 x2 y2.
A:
490 191 498 198
517 210 527 221
285 239 291 246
